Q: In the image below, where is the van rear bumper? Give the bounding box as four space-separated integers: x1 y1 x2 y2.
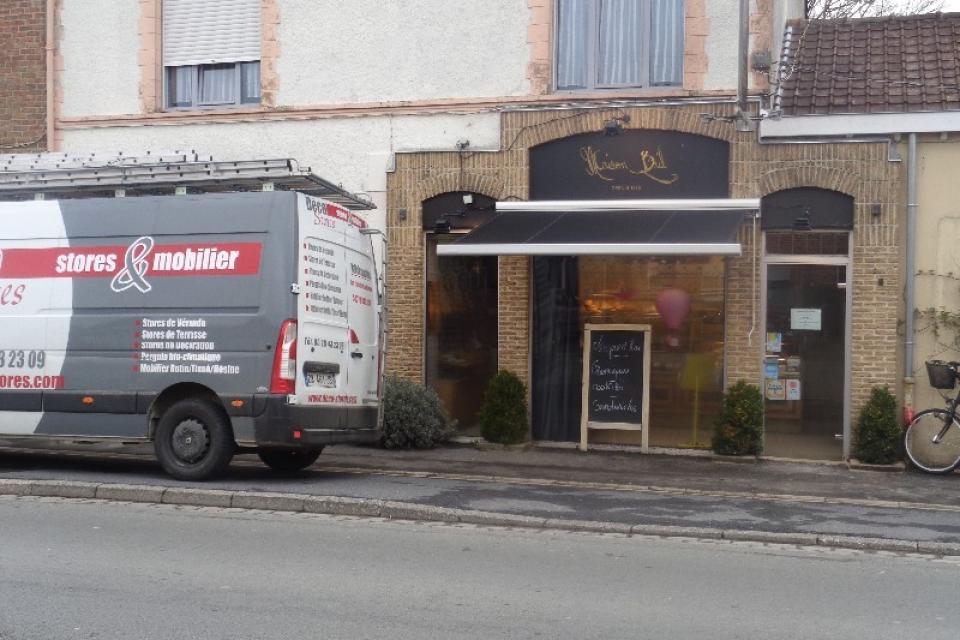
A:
252 395 380 448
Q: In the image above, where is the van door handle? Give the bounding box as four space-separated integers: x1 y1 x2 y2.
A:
351 351 363 359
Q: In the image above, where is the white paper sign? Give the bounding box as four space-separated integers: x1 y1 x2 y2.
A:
786 379 801 401
791 308 821 331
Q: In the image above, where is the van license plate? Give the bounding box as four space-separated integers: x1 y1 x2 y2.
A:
305 372 335 388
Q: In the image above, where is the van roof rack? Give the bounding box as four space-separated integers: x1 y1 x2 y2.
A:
0 151 375 210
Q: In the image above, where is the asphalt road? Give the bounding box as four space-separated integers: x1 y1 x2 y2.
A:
2 450 960 544
0 496 958 640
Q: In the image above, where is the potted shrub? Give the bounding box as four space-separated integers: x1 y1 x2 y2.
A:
853 386 900 465
478 370 529 445
711 381 763 456
381 377 454 449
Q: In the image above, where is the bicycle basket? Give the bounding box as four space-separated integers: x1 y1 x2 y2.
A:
925 360 957 389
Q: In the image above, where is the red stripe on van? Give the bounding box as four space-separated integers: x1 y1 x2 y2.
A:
0 242 262 279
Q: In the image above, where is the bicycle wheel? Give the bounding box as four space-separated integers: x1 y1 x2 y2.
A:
904 409 960 474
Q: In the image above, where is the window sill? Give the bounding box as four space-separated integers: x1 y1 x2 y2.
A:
162 103 264 114
545 87 718 100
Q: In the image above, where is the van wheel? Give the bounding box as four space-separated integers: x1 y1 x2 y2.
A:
154 399 235 481
257 448 323 472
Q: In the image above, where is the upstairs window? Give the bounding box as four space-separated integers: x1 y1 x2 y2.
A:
162 0 262 109
556 0 685 91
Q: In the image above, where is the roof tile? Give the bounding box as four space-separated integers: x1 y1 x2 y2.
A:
779 13 960 115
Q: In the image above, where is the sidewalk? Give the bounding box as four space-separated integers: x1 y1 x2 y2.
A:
320 442 960 510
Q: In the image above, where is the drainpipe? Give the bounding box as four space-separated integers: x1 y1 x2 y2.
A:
45 0 56 152
904 132 918 421
736 0 753 130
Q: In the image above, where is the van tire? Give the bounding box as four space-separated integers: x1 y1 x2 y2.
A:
154 399 235 481
257 448 323 472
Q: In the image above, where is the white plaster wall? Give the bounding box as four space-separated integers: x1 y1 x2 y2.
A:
60 0 141 117
61 112 502 233
911 140 960 411
771 0 805 64
277 0 530 105
703 0 739 91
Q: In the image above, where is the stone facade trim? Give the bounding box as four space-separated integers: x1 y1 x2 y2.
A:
55 93 743 130
527 0 552 95
260 0 279 108
684 0 708 91
413 171 508 205
758 166 862 197
137 0 161 114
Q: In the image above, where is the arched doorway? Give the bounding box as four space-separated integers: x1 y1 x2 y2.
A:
423 192 498 434
761 188 854 460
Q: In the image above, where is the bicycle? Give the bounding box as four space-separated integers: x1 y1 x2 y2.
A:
904 360 960 474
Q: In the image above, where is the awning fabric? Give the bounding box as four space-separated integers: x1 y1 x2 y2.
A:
436 209 747 256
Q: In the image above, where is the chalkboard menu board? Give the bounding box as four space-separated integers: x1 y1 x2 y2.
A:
580 324 651 450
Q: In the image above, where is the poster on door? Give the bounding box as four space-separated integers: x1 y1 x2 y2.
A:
786 379 801 401
765 379 786 401
765 332 782 353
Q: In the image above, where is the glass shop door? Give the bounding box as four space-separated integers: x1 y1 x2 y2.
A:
425 235 499 434
763 263 847 460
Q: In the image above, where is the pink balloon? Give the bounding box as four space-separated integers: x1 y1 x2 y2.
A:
655 287 691 330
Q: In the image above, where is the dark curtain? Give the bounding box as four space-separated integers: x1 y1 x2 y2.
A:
531 256 582 441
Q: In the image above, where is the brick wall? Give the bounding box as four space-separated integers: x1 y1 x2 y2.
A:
0 0 47 152
387 103 903 435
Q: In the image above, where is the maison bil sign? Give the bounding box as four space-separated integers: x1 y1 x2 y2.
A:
530 130 729 200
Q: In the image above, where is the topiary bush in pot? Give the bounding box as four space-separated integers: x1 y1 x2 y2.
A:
478 370 529 445
381 376 454 449
854 386 900 465
712 381 764 456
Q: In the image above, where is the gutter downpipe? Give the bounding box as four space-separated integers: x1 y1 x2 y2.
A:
904 132 918 421
737 0 752 130
738 0 756 346
45 0 56 152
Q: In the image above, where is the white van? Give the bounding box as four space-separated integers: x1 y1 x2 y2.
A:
0 191 384 479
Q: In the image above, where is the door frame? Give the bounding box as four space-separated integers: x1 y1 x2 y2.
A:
760 233 853 459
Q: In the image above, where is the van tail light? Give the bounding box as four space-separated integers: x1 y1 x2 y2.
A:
349 328 360 344
270 319 297 394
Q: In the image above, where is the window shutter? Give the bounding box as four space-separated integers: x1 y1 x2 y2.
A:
163 0 261 67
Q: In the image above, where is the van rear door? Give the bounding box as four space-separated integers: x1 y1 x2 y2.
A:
344 236 379 406
294 195 376 409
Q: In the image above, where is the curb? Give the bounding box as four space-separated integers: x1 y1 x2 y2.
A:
847 459 906 473
3 479 959 557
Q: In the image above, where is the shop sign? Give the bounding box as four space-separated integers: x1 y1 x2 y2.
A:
579 324 652 451
530 130 729 200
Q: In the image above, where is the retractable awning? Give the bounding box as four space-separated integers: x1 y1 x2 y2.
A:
436 199 758 257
